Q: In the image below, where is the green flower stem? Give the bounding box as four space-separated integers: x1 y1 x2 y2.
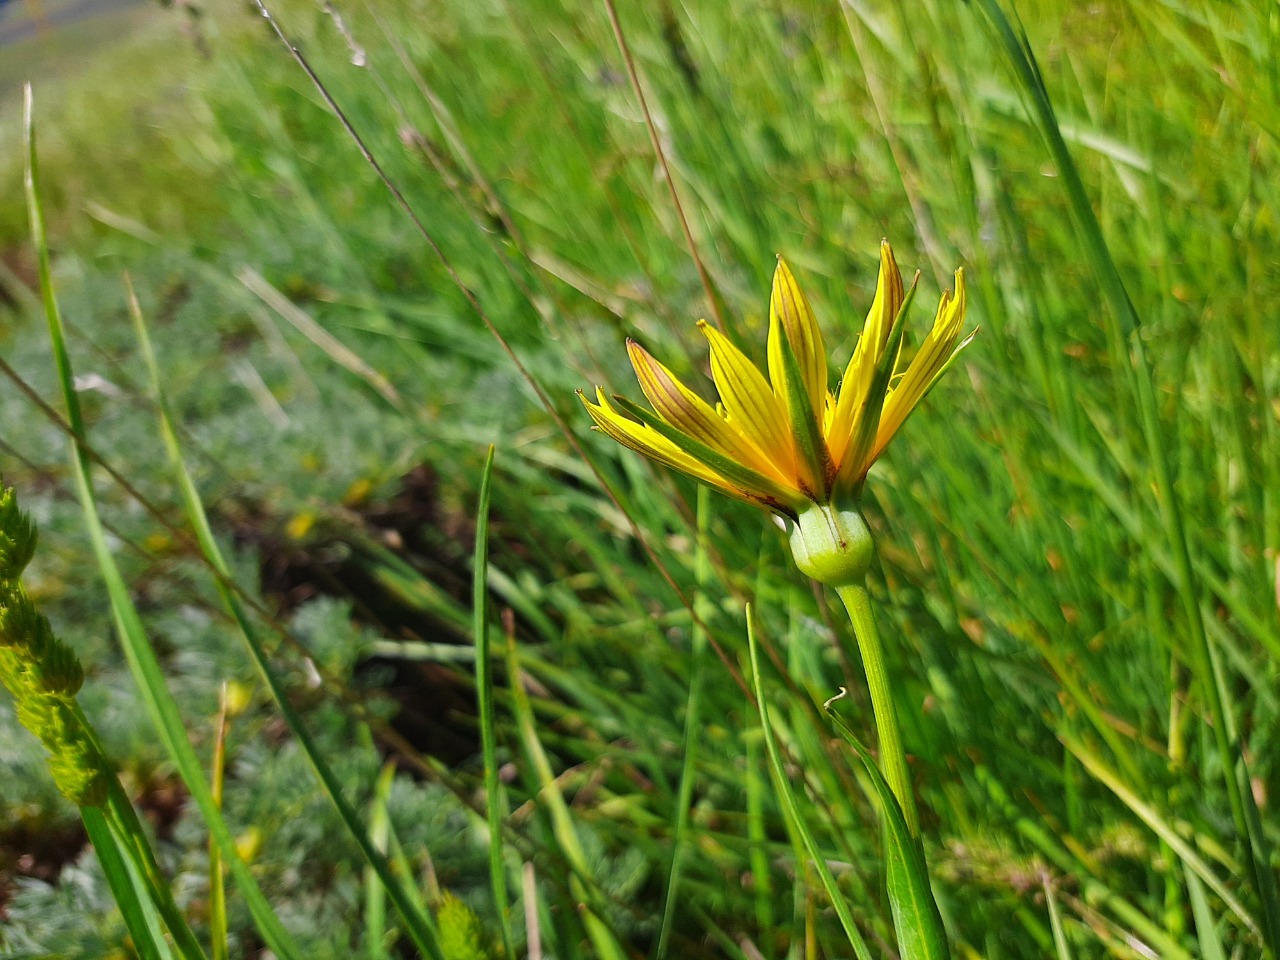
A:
835 583 919 838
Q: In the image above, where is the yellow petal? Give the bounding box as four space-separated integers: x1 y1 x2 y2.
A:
627 340 781 479
698 320 797 484
767 259 831 495
578 389 790 512
828 241 903 468
767 258 827 417
872 268 970 461
580 388 728 489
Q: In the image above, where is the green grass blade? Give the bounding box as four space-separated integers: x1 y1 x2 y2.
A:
1042 876 1074 960
825 697 949 960
744 731 775 943
1185 863 1228 960
69 702 207 960
24 84 304 960
100 775 208 960
745 606 874 960
365 763 396 960
209 691 230 960
472 444 515 959
504 627 628 960
81 805 170 960
127 284 447 960
972 4 1280 948
654 484 711 960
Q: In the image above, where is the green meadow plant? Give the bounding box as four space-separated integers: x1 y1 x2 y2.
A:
0 484 109 811
0 481 209 960
2 0 1278 958
581 247 971 955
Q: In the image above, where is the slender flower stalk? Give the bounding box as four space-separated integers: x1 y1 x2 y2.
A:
579 243 974 829
836 582 917 835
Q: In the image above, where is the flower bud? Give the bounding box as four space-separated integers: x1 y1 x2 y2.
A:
788 503 874 587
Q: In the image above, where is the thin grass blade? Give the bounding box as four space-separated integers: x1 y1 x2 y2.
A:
472 444 515 959
1042 876 1074 960
825 697 949 960
1185 862 1228 960
655 484 712 960
127 283 446 960
365 763 396 960
81 806 170 960
745 607 874 960
24 85 304 960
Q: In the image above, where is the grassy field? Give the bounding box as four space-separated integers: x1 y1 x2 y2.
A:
0 1 1277 958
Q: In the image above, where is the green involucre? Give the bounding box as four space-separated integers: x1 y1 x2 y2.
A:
788 503 875 587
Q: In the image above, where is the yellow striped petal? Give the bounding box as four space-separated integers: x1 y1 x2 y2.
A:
872 268 969 460
828 241 904 469
767 258 827 418
578 389 789 511
580 246 973 519
627 340 780 479
697 320 797 485
580 389 729 488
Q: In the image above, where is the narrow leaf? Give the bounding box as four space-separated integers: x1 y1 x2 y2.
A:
746 608 874 960
128 285 446 960
82 806 169 960
826 700 949 960
1184 863 1228 960
473 445 515 959
25 86 304 960
1043 876 1074 960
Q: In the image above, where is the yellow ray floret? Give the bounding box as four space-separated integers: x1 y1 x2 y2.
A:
578 388 804 514
828 241 904 470
874 270 974 461
580 243 974 516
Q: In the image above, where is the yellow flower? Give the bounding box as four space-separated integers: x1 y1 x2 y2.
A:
578 242 975 585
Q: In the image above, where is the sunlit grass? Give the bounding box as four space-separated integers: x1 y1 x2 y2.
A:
0 0 1277 957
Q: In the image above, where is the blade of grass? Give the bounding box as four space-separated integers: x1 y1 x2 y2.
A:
68 701 209 960
503 620 629 960
472 444 515 960
209 685 231 960
744 730 775 944
653 483 711 960
126 279 446 960
1043 876 1074 960
81 805 170 960
364 762 396 960
745 606 874 960
523 861 543 960
24 84 304 960
972 4 1280 948
1185 862 1228 960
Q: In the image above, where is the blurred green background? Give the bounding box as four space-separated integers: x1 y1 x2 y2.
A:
0 0 1277 957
